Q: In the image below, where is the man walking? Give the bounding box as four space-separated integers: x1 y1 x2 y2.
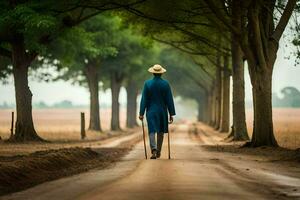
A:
139 64 176 159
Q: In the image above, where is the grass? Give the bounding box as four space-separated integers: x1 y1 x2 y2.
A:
0 108 127 141
0 108 299 150
246 108 300 149
0 108 135 156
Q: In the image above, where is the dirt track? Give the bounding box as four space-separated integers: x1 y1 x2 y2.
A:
2 123 300 200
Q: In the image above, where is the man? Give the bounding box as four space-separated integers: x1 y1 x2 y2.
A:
139 64 176 159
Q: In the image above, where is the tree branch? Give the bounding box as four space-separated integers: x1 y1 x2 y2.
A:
249 4 268 71
121 4 212 26
0 47 12 58
184 70 210 93
171 24 230 54
272 0 297 42
203 0 239 34
152 36 211 56
190 57 214 79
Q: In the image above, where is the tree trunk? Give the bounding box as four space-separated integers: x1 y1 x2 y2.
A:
11 39 43 142
249 67 278 147
209 89 215 126
203 91 210 124
219 56 230 132
230 38 249 141
84 63 102 131
126 80 138 128
214 66 222 130
242 0 296 146
111 72 123 131
197 98 204 122
205 94 210 123
227 0 249 141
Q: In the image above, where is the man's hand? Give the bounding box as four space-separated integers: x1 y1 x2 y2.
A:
139 115 144 121
169 115 174 124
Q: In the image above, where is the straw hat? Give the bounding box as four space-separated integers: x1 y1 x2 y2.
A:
148 64 166 74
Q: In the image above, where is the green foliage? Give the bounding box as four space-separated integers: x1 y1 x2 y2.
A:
292 31 300 64
0 3 60 53
0 56 12 82
99 22 159 89
160 48 211 101
46 12 158 91
0 0 143 81
288 1 300 64
46 14 124 84
119 0 230 94
123 0 230 54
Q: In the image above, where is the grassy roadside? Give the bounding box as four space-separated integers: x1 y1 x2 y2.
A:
0 129 138 156
189 123 300 163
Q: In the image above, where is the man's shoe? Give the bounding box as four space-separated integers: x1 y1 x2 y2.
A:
156 151 161 158
151 149 157 159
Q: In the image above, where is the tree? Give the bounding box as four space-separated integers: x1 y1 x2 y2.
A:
101 28 154 130
124 0 298 146
120 0 247 139
124 43 159 128
0 0 145 141
159 48 213 122
48 14 121 131
203 0 297 146
274 87 300 107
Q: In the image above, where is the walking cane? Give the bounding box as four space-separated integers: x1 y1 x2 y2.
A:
168 121 171 160
141 120 148 159
168 130 171 159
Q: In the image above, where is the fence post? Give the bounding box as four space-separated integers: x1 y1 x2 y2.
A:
80 112 86 139
10 111 14 138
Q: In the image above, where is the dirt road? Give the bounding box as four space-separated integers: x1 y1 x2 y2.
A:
3 123 300 200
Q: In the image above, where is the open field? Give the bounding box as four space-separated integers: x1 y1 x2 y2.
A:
246 108 300 149
0 108 127 141
0 108 299 149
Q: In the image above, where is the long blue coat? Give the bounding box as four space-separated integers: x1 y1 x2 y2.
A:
139 76 176 134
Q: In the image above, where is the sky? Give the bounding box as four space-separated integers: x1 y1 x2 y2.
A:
245 40 300 100
0 38 300 106
0 77 128 105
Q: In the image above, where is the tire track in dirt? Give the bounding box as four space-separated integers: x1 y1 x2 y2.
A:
3 123 300 200
189 123 300 199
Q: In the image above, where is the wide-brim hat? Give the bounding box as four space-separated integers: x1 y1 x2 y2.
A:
148 64 166 74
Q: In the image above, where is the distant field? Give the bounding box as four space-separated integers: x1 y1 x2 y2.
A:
246 108 300 149
0 108 299 149
0 108 127 141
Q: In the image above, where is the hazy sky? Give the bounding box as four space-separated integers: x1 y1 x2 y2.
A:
245 41 300 100
0 39 300 105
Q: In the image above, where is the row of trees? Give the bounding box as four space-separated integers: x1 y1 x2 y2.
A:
121 0 300 146
0 4 185 138
49 14 159 131
0 0 299 147
0 0 149 141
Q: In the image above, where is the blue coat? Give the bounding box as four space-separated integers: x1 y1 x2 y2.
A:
139 76 176 134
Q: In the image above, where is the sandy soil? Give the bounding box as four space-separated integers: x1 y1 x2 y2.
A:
0 128 139 156
2 123 300 200
0 131 141 196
